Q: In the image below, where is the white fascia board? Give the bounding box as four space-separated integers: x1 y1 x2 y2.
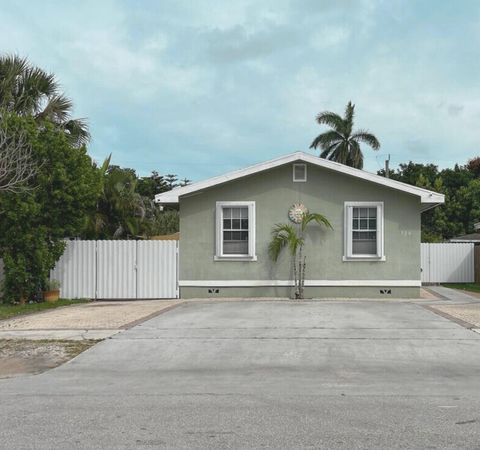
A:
450 239 480 243
155 151 445 206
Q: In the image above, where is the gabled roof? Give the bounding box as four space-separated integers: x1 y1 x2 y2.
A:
155 151 444 210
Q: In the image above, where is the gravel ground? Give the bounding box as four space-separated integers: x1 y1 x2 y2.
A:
0 340 96 378
430 303 480 328
0 300 181 331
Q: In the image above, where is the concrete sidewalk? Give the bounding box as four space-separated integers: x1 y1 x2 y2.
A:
0 300 182 340
424 285 480 303
421 285 480 331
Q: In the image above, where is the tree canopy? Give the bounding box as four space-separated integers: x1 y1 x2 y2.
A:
310 102 380 169
0 113 100 302
378 158 480 242
0 54 90 146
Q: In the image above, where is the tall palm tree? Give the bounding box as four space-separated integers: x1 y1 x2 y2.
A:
0 54 90 147
269 212 332 299
309 101 380 169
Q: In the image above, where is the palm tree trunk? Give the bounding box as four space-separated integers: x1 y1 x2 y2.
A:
301 255 306 299
292 255 298 299
298 245 303 299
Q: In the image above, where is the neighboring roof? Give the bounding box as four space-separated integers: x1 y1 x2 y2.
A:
155 151 444 210
150 232 180 241
450 233 480 243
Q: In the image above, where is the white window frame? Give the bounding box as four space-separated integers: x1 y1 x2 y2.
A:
343 201 385 261
293 163 307 182
215 201 257 261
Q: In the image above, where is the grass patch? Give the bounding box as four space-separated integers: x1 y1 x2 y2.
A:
443 283 480 294
0 299 90 320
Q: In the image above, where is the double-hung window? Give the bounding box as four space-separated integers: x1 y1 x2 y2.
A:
215 201 256 260
344 202 384 261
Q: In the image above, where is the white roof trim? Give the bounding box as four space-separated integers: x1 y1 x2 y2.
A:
450 239 480 243
155 151 445 206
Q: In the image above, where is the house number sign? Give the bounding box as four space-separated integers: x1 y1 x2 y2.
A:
288 203 308 224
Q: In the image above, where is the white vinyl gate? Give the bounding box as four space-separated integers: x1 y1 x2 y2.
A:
96 240 137 299
421 243 474 283
51 240 178 299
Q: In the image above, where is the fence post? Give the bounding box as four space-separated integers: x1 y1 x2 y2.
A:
475 245 480 283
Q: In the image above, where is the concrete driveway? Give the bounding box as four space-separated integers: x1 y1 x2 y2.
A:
1 300 480 449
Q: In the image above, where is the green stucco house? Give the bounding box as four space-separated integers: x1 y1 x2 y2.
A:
155 152 444 299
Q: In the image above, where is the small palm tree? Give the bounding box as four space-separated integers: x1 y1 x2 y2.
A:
310 101 380 169
269 212 332 299
0 54 90 146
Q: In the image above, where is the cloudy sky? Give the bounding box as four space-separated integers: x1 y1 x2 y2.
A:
1 0 479 180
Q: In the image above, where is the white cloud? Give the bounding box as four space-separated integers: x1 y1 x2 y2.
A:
310 26 350 49
0 0 479 178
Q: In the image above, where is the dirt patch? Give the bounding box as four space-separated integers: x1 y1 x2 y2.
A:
0 339 97 378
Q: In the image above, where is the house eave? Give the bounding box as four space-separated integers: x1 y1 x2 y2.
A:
155 151 445 206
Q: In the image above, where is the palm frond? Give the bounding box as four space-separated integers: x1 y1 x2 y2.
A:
15 66 56 115
124 216 141 236
320 141 341 159
0 54 91 145
62 118 91 147
301 212 333 232
37 94 73 123
344 101 355 134
269 223 299 262
309 130 343 150
350 129 380 150
100 154 112 174
315 111 344 132
0 55 29 110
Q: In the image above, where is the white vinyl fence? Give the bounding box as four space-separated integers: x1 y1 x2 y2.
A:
421 243 474 283
50 240 178 299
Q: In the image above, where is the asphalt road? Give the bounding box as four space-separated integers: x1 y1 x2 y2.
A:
1 300 480 449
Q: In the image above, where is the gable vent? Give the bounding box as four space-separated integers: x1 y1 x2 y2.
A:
293 163 307 182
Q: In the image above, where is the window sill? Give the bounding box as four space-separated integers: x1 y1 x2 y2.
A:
343 255 386 262
214 255 258 262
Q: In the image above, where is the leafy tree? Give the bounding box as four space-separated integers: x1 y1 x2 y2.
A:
0 114 100 303
83 162 183 239
379 162 439 187
141 207 179 236
83 154 111 238
0 54 89 146
378 160 480 242
467 157 480 178
269 212 332 299
137 171 169 198
164 174 178 189
85 166 145 239
310 102 380 169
